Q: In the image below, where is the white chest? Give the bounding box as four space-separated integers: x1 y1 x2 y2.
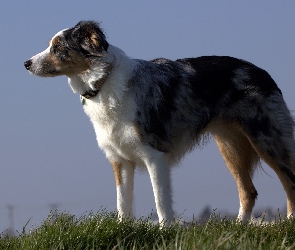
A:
82 93 141 162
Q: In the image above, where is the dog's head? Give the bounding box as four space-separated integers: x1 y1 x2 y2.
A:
24 21 109 77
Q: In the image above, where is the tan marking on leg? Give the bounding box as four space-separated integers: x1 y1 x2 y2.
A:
111 161 122 186
209 121 258 217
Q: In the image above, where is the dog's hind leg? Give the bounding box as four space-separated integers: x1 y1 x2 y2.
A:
210 122 259 222
245 132 295 218
111 159 135 219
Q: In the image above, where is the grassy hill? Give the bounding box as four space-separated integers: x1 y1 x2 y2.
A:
1 210 295 249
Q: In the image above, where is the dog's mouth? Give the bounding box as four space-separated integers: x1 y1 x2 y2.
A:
45 69 60 76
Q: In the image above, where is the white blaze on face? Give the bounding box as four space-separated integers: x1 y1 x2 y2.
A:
48 29 68 46
30 47 50 63
30 29 69 63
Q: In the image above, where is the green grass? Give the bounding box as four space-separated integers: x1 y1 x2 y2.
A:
1 210 295 249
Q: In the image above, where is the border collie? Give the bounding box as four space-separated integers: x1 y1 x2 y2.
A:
24 21 295 224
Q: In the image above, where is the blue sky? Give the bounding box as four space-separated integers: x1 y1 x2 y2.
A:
1 1 295 233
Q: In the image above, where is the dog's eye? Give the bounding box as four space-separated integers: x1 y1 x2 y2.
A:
59 54 68 61
51 45 59 54
51 46 69 61
59 50 70 61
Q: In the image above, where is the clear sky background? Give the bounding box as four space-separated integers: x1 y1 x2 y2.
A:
1 1 295 233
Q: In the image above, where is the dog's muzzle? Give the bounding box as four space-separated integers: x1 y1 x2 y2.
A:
24 60 32 70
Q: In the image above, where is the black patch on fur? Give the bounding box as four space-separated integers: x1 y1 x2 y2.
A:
63 20 109 55
245 116 272 138
176 57 237 113
176 56 281 110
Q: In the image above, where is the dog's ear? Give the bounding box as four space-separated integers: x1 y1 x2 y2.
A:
72 21 109 55
82 29 109 53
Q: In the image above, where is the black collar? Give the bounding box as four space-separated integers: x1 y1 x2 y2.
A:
80 89 100 99
80 64 113 99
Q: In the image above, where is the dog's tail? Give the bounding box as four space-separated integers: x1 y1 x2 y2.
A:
245 91 295 183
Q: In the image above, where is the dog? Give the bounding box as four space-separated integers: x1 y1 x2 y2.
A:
24 21 295 224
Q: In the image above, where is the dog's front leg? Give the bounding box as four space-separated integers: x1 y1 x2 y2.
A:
110 160 135 219
145 154 174 225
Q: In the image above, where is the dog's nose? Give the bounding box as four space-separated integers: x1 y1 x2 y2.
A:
24 60 32 70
